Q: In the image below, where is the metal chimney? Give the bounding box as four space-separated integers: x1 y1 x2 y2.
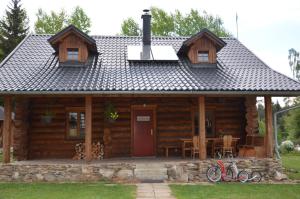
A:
141 9 151 46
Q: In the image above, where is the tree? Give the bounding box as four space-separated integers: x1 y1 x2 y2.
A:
68 6 91 34
35 9 67 34
288 48 300 81
284 108 300 141
34 6 91 34
151 7 174 36
120 7 231 37
120 18 140 36
0 0 29 61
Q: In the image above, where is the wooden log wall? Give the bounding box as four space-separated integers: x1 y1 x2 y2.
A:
205 97 246 143
0 121 3 148
13 98 30 160
27 96 246 159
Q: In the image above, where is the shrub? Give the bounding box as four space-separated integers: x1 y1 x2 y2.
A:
280 140 294 153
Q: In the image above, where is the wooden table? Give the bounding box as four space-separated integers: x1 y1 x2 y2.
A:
180 137 240 158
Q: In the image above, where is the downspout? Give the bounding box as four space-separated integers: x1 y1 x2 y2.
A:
273 105 300 159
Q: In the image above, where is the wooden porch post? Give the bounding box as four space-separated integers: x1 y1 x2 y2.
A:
198 96 206 160
3 96 12 163
85 96 92 161
264 96 273 158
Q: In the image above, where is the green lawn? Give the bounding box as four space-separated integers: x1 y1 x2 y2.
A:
170 184 300 199
282 152 300 180
0 182 136 199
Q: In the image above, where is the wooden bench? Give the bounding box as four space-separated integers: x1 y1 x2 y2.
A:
161 145 180 157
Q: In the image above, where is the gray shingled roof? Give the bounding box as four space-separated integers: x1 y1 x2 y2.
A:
0 34 300 95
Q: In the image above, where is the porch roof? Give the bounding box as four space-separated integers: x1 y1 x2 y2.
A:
0 34 300 95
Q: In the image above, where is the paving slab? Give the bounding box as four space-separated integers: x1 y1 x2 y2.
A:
136 183 176 199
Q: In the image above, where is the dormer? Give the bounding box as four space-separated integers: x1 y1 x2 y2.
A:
48 25 97 65
178 29 226 65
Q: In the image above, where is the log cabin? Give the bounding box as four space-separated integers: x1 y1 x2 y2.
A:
0 10 300 164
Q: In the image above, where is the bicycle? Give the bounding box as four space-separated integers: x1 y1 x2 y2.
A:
206 153 248 183
247 170 262 182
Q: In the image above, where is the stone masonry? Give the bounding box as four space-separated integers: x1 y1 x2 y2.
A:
0 158 283 182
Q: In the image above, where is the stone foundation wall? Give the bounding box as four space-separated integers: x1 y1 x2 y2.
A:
0 158 283 182
166 158 283 182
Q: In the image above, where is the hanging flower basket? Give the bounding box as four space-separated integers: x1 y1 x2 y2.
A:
104 102 119 124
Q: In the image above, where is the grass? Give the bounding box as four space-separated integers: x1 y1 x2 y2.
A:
282 152 300 180
170 184 300 199
0 182 136 199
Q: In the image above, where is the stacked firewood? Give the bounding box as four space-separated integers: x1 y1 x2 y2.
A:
73 143 85 160
73 141 104 160
92 142 104 160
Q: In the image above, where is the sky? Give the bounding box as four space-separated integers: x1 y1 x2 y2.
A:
0 0 299 103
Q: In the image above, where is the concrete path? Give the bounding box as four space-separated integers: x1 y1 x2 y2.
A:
136 183 176 199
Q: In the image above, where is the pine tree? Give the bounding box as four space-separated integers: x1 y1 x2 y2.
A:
0 0 29 61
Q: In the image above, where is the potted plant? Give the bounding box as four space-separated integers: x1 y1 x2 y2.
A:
104 102 119 123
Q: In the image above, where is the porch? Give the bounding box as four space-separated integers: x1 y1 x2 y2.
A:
1 95 274 163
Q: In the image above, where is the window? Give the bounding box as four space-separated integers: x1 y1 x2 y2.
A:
66 108 85 139
67 48 79 61
193 110 215 137
197 51 209 63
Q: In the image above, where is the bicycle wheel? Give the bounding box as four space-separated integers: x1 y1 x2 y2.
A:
224 167 234 181
237 170 248 183
206 166 222 183
250 171 262 182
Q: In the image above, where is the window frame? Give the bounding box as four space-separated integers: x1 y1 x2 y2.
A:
65 107 85 140
191 106 216 137
197 50 209 63
66 48 79 61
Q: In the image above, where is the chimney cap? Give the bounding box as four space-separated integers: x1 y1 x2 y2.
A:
143 9 150 14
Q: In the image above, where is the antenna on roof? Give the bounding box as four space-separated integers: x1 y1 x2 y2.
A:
236 12 239 39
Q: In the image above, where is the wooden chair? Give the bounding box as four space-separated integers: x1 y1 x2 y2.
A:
223 135 233 157
191 136 200 159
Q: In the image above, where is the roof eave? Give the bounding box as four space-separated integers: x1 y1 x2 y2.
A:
0 90 299 97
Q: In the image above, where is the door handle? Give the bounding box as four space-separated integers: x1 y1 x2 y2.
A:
151 129 153 136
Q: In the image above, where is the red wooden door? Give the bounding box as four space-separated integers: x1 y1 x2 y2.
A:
133 109 155 156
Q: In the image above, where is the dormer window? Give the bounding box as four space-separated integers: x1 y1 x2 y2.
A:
67 48 79 61
177 28 226 65
197 51 209 63
48 25 98 65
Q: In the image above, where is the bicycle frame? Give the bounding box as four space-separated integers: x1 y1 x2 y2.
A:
216 159 227 181
216 156 242 181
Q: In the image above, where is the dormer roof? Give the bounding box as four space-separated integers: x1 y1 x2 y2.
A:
177 28 226 55
47 25 98 53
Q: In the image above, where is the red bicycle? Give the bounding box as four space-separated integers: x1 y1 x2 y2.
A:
206 154 248 183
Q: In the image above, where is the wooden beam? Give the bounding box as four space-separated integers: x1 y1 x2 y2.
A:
198 96 206 160
3 96 12 163
264 96 273 158
85 96 92 161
